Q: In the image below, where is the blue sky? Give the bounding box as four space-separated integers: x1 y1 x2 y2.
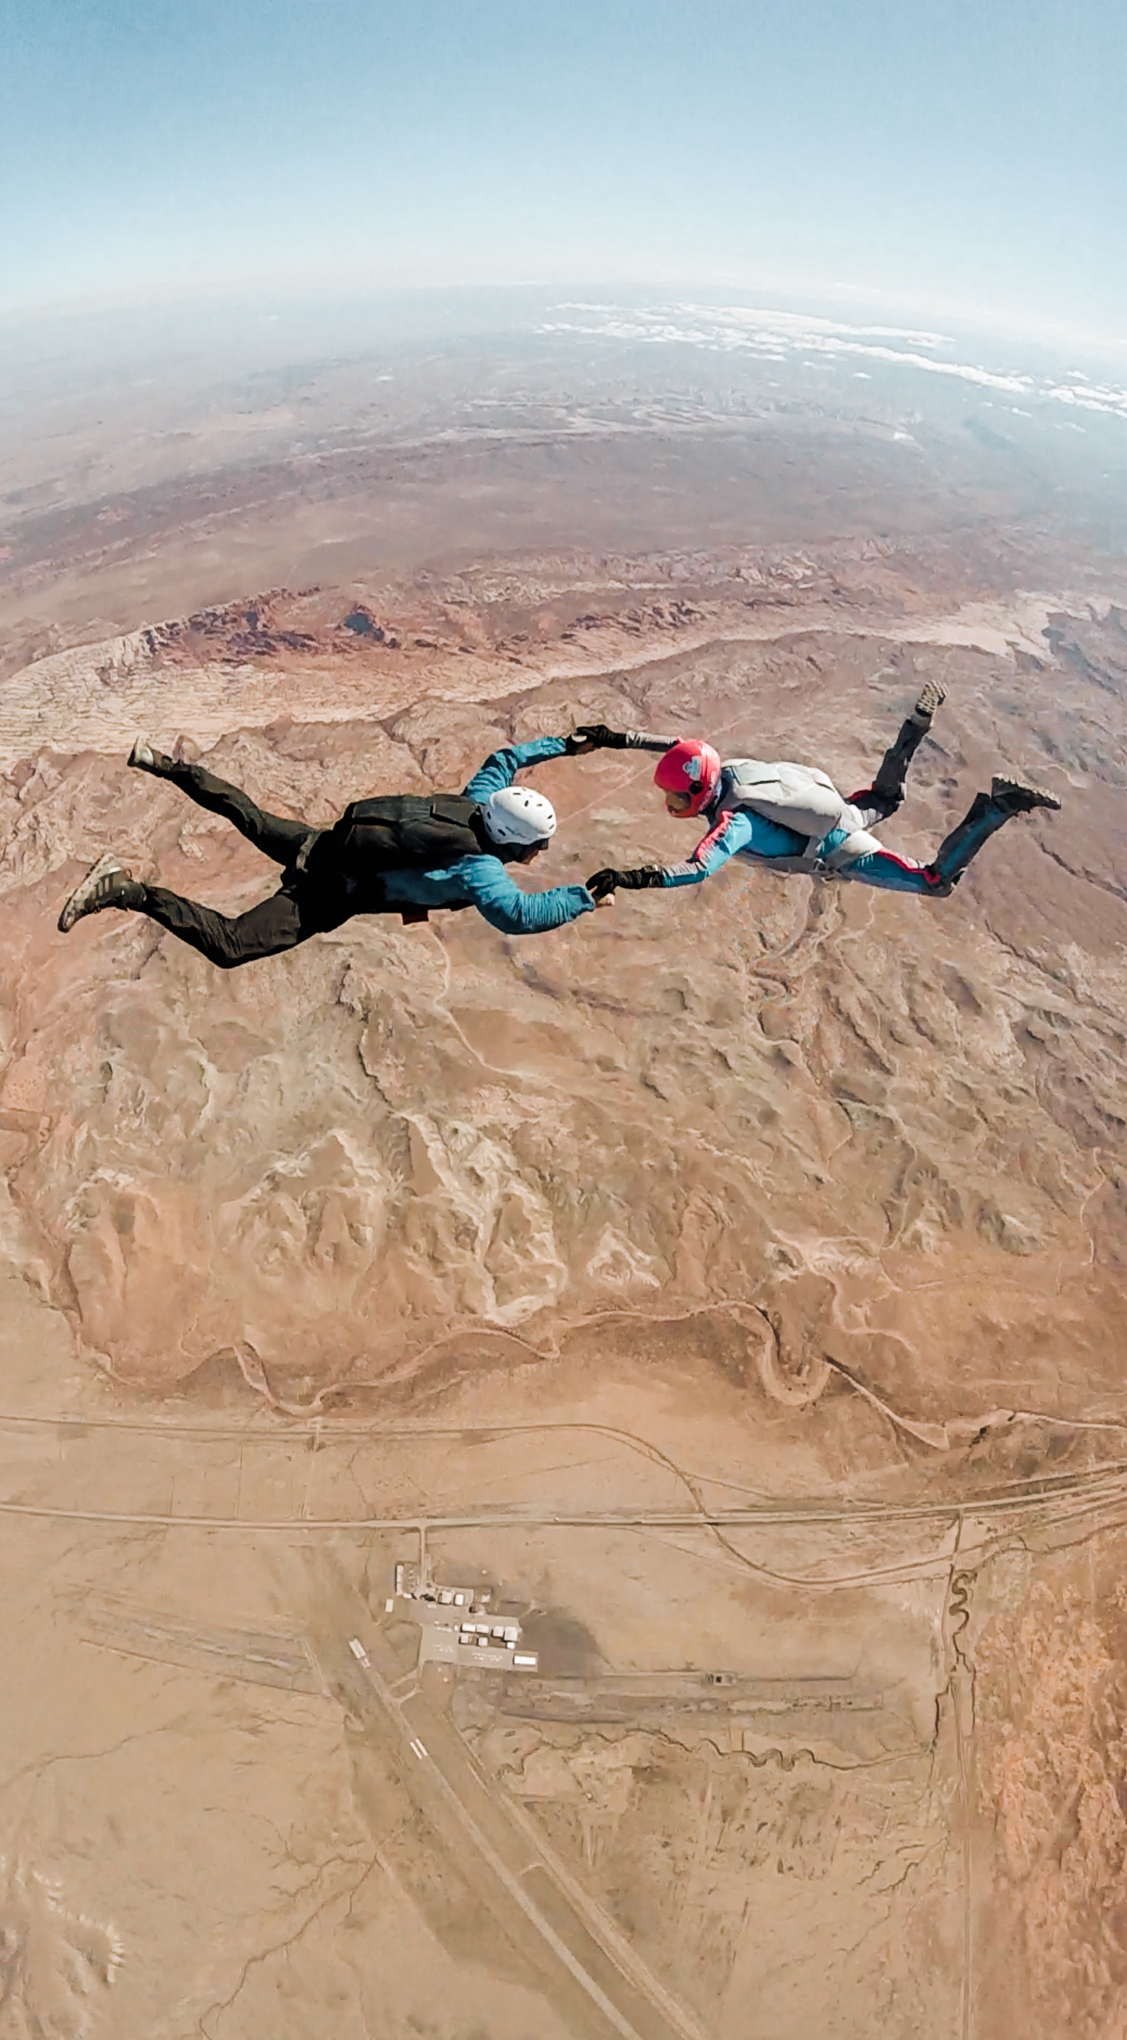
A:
2 0 1124 344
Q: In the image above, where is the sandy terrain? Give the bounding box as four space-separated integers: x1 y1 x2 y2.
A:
1 319 1125 2036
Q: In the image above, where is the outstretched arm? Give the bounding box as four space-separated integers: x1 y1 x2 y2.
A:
463 730 679 805
588 810 756 897
660 809 756 885
463 736 569 801
454 855 597 935
568 724 677 753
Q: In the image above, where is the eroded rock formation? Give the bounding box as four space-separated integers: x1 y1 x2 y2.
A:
0 574 1122 1424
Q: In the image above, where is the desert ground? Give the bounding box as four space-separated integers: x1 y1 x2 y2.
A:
0 306 1125 2037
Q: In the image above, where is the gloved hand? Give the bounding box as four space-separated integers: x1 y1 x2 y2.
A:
586 866 664 900
565 723 629 754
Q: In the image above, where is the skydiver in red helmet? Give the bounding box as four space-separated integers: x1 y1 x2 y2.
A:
577 685 1060 902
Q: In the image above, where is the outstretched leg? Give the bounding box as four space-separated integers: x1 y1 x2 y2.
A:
928 777 1060 890
837 776 1060 896
850 680 947 823
58 854 353 967
129 738 314 868
135 883 334 968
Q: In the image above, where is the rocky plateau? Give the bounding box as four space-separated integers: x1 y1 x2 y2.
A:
0 550 1122 1436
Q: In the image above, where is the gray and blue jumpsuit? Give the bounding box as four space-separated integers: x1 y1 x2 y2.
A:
630 715 1023 897
131 737 594 967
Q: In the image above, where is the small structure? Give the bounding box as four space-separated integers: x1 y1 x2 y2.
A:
392 1564 538 1675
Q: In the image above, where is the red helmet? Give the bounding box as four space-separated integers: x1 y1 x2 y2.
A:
653 738 721 817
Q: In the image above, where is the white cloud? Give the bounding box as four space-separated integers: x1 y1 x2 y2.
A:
540 302 1127 422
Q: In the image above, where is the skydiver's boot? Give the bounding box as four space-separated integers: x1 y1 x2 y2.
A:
910 680 948 727
58 853 146 933
989 775 1062 816
923 776 1060 894
128 736 177 778
854 680 948 814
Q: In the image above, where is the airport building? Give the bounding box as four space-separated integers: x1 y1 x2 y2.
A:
393 1562 538 1674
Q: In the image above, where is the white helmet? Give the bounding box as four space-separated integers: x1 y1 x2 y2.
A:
483 787 557 845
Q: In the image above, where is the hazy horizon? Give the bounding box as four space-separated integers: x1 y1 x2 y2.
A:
4 0 1125 351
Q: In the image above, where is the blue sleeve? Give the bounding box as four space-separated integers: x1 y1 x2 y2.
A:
463 736 568 801
660 809 756 887
454 854 595 935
